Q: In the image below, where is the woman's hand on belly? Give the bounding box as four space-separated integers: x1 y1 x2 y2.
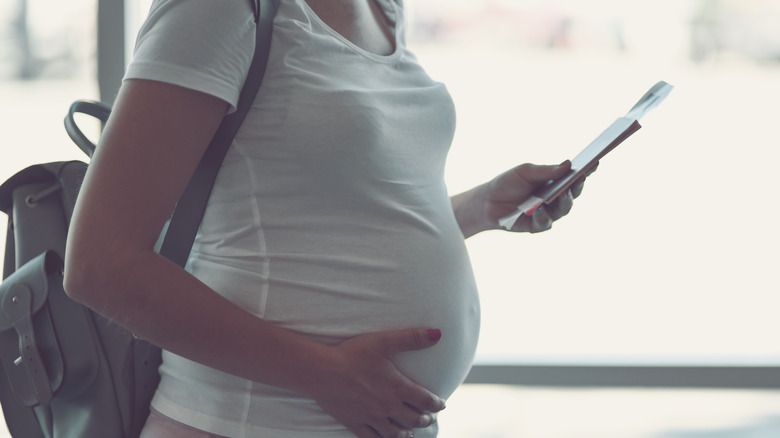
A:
306 327 447 438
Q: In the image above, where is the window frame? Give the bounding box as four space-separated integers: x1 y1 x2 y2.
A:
105 0 780 391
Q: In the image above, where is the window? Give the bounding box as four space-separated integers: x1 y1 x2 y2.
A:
408 0 780 364
1 3 98 436
437 386 780 437
0 0 98 178
409 0 780 434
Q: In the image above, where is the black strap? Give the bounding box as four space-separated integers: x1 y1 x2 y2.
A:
159 0 277 267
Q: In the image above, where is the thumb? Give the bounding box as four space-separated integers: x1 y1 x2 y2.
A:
540 160 571 182
519 160 571 185
378 328 442 357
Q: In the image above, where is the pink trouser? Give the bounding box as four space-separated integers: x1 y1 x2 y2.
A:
139 408 230 438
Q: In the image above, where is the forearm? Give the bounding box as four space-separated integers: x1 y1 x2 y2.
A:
64 248 328 397
450 183 493 239
61 79 331 397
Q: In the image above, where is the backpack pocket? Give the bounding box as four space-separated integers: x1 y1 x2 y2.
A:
0 251 100 407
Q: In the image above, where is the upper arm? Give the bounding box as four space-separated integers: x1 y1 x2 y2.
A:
65 79 229 290
126 0 256 113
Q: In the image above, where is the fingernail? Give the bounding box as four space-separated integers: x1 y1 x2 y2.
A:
427 329 442 342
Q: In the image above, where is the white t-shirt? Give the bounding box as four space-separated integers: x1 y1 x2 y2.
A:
126 0 480 436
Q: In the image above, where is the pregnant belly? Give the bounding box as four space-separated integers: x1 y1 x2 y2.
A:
191 210 481 398
260 243 481 398
392 294 481 398
179 234 479 437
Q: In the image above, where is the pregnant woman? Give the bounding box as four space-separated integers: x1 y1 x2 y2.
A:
64 0 584 437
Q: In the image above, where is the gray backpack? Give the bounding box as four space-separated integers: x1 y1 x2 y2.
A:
0 1 277 436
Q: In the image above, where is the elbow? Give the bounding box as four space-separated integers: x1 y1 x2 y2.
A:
62 236 121 308
62 269 87 304
62 247 99 306
63 235 155 317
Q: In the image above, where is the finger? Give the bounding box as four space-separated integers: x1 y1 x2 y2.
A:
510 160 571 186
585 161 600 176
547 189 574 220
529 205 553 233
389 415 426 436
391 408 437 430
379 328 442 356
354 424 382 438
568 161 596 199
372 417 408 438
510 212 532 233
570 179 585 198
398 383 446 414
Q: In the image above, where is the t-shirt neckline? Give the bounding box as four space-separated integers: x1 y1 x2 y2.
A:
298 0 403 63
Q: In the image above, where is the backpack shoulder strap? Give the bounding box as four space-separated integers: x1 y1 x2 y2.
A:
131 3 279 435
158 0 279 266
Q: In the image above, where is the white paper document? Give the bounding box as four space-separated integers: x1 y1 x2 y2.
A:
498 81 674 230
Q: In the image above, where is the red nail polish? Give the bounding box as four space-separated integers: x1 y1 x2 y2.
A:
427 329 442 342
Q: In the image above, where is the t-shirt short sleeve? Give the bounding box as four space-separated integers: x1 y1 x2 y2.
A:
124 0 256 113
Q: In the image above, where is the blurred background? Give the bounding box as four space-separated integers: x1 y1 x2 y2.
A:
2 0 780 436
